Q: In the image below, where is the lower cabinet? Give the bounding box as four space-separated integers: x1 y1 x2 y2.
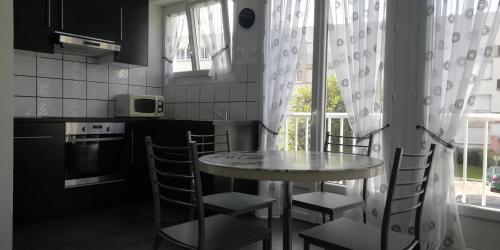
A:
14 122 65 221
13 119 260 222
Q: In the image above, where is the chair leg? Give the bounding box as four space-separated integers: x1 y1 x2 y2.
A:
267 205 272 229
362 207 367 224
362 178 367 224
263 232 272 250
153 234 163 250
303 239 310 250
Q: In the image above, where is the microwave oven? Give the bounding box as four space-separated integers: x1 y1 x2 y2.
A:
115 94 164 117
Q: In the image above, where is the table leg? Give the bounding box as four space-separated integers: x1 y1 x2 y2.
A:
283 181 292 250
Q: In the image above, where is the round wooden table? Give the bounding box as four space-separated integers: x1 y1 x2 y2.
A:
198 151 384 250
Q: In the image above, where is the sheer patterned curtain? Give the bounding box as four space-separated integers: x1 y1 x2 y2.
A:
193 0 231 79
421 0 500 248
164 13 187 82
257 0 311 218
327 0 387 225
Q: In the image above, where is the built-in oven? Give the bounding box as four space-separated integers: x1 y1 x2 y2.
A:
64 122 127 188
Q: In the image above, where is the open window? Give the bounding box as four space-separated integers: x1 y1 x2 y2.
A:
166 0 233 77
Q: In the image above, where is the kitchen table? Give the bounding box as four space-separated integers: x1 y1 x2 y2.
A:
198 151 384 250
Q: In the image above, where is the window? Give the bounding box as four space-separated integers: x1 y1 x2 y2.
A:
165 12 193 73
472 95 491 113
296 70 303 83
454 22 500 211
484 61 493 80
167 0 233 75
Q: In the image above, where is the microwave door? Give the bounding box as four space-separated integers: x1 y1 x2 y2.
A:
134 99 157 114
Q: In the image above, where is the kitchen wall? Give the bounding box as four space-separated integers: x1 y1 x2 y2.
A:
0 0 14 248
162 0 264 121
12 3 164 118
13 50 163 117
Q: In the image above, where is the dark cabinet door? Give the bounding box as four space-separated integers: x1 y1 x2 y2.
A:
58 0 119 42
14 0 54 53
114 0 149 66
13 123 65 221
125 121 152 201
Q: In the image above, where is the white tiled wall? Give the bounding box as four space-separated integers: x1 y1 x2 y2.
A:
161 0 263 121
13 50 163 117
163 64 260 121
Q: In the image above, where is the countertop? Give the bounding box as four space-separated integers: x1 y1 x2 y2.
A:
14 117 153 123
14 117 260 125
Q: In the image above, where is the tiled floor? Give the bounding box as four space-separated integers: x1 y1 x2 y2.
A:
14 202 321 250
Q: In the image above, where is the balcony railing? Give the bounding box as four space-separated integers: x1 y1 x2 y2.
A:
283 112 500 210
456 113 500 210
281 112 350 152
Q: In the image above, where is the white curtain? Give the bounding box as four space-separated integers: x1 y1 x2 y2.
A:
164 13 187 83
327 0 387 225
257 0 311 218
421 0 500 249
193 0 232 79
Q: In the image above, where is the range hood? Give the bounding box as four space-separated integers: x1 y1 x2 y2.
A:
54 31 121 57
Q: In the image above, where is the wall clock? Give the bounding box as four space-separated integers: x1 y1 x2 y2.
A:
238 8 255 29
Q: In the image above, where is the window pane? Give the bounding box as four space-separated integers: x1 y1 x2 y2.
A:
473 95 491 113
456 120 500 210
280 0 315 152
170 13 192 73
192 1 231 71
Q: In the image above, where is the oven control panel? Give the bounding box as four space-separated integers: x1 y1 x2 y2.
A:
65 122 125 135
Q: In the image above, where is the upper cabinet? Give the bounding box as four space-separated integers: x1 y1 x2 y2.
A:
14 0 55 53
114 0 149 66
13 0 148 66
56 0 119 42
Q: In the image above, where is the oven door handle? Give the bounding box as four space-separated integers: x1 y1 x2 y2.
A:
68 137 125 143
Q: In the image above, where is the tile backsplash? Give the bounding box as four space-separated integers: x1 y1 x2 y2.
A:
13 50 163 118
163 75 260 121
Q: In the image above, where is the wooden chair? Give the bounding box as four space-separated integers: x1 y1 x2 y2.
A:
299 144 437 250
145 137 272 250
187 131 276 229
292 132 374 223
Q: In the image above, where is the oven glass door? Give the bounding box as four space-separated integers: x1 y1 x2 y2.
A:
65 135 126 188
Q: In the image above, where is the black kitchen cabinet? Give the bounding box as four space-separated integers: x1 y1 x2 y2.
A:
56 0 119 42
125 120 153 201
13 0 148 66
114 0 149 66
13 123 65 221
14 0 54 53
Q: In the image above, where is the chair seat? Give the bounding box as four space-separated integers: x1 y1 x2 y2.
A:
203 192 276 215
160 214 270 249
299 218 415 250
292 191 364 215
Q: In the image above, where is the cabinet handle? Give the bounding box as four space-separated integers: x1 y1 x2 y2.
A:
48 0 51 28
14 136 53 140
61 0 64 30
120 7 123 40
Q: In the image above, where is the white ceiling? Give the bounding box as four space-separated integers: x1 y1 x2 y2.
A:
150 0 187 7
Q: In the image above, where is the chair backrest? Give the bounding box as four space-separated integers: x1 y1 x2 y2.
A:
187 130 234 191
145 136 206 248
381 144 437 250
321 132 374 190
187 130 231 156
323 131 373 156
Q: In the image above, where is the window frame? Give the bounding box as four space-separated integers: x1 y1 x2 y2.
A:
180 0 232 76
164 10 194 74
